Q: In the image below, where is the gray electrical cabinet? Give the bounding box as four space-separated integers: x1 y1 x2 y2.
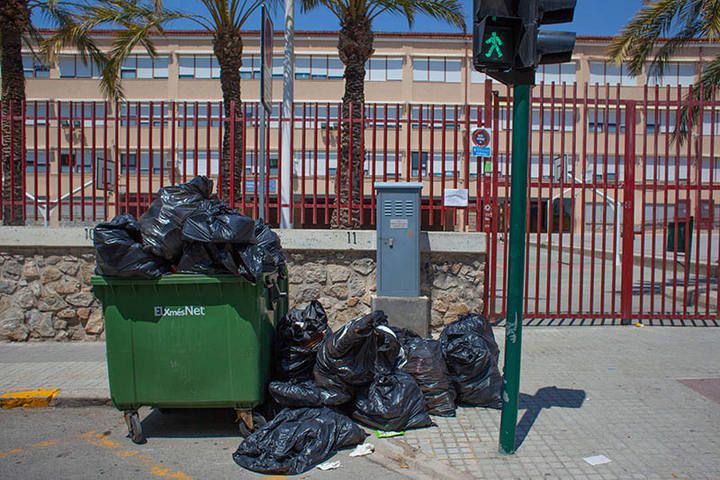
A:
375 182 423 297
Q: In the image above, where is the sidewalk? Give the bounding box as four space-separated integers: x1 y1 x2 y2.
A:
2 327 720 479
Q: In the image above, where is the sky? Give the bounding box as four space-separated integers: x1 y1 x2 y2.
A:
34 0 646 37
160 0 646 36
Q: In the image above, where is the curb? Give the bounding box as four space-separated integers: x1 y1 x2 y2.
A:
50 396 112 408
369 435 469 480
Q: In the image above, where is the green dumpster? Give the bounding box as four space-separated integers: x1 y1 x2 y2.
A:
91 270 288 443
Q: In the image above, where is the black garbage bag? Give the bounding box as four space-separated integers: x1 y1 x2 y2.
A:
439 314 502 408
254 219 285 270
140 176 214 261
352 371 433 431
402 337 456 417
182 200 256 244
94 214 169 278
176 242 238 275
390 326 421 347
268 380 352 408
232 407 367 475
275 300 330 381
314 311 403 399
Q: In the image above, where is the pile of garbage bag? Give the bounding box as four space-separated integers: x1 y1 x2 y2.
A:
237 306 504 475
93 176 285 281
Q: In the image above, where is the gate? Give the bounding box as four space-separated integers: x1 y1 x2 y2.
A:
484 84 720 325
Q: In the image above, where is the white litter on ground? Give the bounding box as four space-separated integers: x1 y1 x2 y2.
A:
317 460 341 471
349 443 375 457
583 455 612 466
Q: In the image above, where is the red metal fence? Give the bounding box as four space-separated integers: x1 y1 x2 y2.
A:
1 81 718 323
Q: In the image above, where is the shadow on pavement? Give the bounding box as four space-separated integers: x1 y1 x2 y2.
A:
140 408 241 439
516 386 586 449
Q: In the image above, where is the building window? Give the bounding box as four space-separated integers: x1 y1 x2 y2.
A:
589 61 635 86
365 56 402 82
647 62 696 87
177 150 219 176
586 155 625 181
365 104 404 128
364 152 403 176
413 57 462 83
245 151 279 175
531 108 575 131
58 102 106 126
411 105 462 129
292 55 344 80
412 151 475 177
178 54 221 79
587 108 626 132
60 151 93 173
120 152 169 174
294 151 338 176
24 101 51 125
176 102 223 127
59 54 102 78
700 157 720 183
119 102 170 126
22 55 50 78
537 62 576 84
701 110 720 135
25 151 48 172
643 156 689 182
119 55 169 79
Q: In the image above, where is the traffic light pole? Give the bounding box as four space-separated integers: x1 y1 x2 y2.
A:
499 83 530 455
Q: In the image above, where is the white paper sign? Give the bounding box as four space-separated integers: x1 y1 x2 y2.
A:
443 189 469 207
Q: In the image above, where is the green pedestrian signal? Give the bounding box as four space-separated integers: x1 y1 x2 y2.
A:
485 31 504 59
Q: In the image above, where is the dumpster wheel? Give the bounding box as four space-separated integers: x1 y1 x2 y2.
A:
236 409 266 438
124 411 145 444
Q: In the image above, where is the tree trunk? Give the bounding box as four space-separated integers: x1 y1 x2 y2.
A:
213 31 244 205
0 0 29 226
335 15 374 229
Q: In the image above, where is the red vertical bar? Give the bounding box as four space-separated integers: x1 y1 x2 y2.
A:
313 103 319 225
640 86 649 314
159 101 165 189
371 104 378 226
621 102 637 325
545 82 555 316
124 102 130 214
91 102 96 221
69 101 75 221
693 85 704 317
660 86 671 314
406 105 412 181
193 101 199 177
170 102 176 186
599 85 610 318
102 102 108 219
253 103 260 219
33 101 39 222
705 87 716 315
568 82 578 315
394 104 400 183
229 101 236 207
347 102 353 224
182 102 188 183
205 101 211 181
556 82 566 314
578 84 588 314
683 86 694 312
589 84 600 314
133 102 140 216
325 103 331 224
612 84 622 316
300 102 307 225
20 101 26 224
114 100 120 214
46 101 51 220
216 102 223 197
57 101 63 222
359 103 366 227
428 105 435 226
149 101 154 210
80 101 86 221
650 86 659 314
671 87 681 315
534 83 544 317
0 100 3 221
440 105 447 226
335 103 342 227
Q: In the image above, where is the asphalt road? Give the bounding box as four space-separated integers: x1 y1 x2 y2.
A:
0 406 413 480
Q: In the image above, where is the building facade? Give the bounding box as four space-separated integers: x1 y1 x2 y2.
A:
14 30 720 231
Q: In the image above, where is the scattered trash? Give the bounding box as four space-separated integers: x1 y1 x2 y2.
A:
440 314 503 408
94 214 169 278
401 336 456 417
353 371 433 431
275 300 330 381
349 443 375 457
314 311 403 400
316 460 341 471
374 430 405 438
232 407 367 475
634 322 644 328
583 455 612 466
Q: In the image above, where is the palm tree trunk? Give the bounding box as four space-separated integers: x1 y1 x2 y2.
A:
214 31 244 204
335 15 374 229
0 0 29 226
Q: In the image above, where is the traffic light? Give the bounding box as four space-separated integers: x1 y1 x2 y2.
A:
473 0 577 85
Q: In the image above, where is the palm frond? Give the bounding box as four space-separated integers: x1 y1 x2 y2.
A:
673 55 720 143
369 0 463 30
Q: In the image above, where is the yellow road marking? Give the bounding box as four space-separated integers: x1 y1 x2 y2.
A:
0 438 61 460
0 389 60 409
0 448 23 459
81 431 193 480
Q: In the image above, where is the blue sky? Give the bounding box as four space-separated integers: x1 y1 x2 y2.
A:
158 0 645 36
34 0 645 37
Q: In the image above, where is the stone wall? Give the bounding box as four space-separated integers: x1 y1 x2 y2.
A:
0 248 485 341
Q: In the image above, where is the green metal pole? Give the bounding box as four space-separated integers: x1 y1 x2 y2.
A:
499 83 531 455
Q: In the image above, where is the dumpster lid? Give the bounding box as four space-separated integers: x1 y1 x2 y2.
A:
90 274 266 287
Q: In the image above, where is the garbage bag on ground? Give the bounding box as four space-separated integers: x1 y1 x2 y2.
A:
439 314 502 408
182 200 256 245
402 337 456 417
268 380 352 408
140 176 214 261
352 370 433 431
232 407 367 475
314 311 404 399
94 214 169 279
275 300 330 381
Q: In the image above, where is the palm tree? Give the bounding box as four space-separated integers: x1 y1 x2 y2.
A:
608 0 720 141
300 0 464 228
1 0 178 225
